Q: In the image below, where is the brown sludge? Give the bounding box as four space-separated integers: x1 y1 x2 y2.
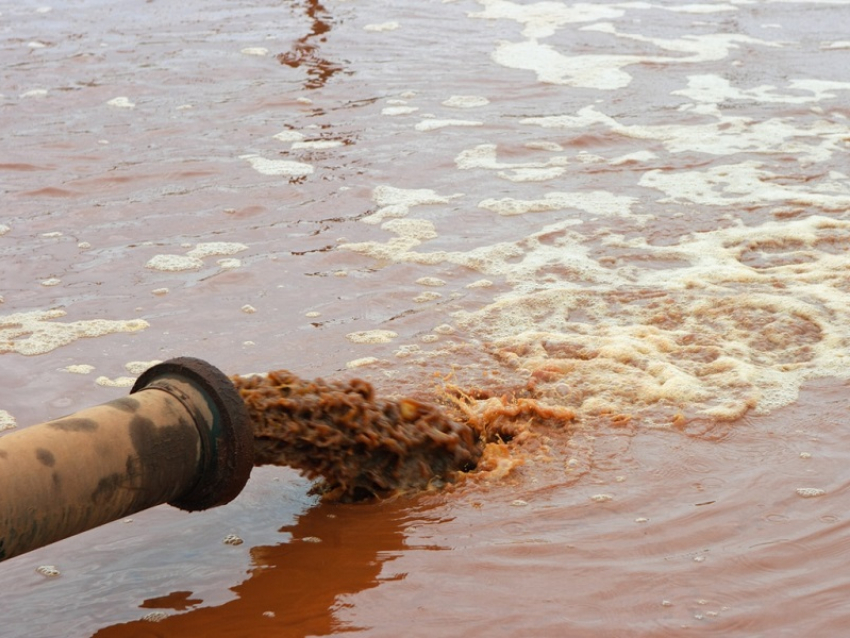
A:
232 370 482 501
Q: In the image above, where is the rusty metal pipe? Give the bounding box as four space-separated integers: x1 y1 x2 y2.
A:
0 357 253 562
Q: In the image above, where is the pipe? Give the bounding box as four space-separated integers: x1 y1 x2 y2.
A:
0 357 254 563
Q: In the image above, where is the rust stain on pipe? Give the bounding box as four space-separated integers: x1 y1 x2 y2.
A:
0 357 253 563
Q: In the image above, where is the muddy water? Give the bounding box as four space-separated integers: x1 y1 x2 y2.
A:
3 0 850 635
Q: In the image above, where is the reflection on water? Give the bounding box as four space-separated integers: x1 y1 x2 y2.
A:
277 0 347 89
93 499 413 637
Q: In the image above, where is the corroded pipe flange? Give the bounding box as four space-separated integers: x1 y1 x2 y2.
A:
131 356 253 511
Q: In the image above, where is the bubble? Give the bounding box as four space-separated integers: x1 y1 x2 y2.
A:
241 47 269 56
223 534 243 546
36 565 60 577
591 494 613 502
511 499 529 507
302 536 322 543
40 278 61 287
305 311 321 318
796 487 826 498
466 279 493 288
152 288 169 296
0 224 9 235
800 452 812 459
217 258 241 269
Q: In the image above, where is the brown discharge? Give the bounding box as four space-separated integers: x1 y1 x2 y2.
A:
232 371 579 501
232 371 483 501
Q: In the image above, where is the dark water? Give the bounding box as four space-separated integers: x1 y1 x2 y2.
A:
3 0 850 635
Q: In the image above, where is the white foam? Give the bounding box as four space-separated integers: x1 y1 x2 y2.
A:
415 119 483 132
96 376 136 388
217 258 241 269
479 191 641 221
414 292 442 302
240 154 314 177
524 102 848 164
363 185 458 224
146 254 204 272
442 95 489 108
364 21 400 32
346 357 381 368
125 360 160 375
416 277 446 287
186 242 248 259
478 2 779 90
0 310 148 356
0 410 16 431
641 161 850 210
63 364 95 374
241 47 269 56
382 106 419 116
107 96 135 109
291 140 344 150
0 224 9 236
673 74 850 105
273 130 305 143
346 330 398 344
470 0 626 39
456 144 569 182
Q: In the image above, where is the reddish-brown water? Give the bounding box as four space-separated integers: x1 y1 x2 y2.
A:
3 0 850 635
